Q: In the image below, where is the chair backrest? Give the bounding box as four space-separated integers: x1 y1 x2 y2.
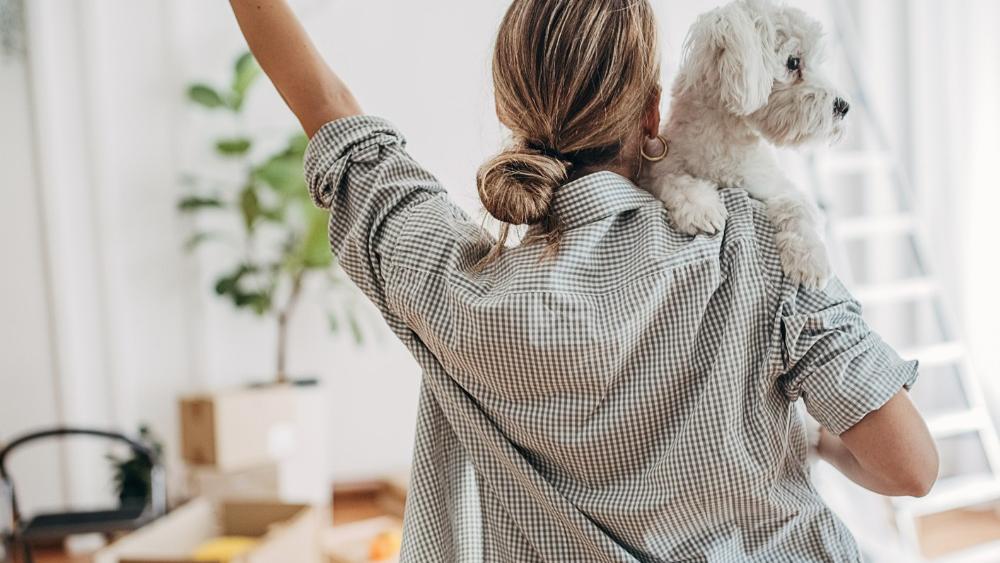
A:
0 428 167 532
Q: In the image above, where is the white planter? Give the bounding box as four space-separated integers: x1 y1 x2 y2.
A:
179 382 329 505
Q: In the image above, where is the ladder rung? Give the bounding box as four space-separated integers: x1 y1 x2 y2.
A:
819 151 893 173
902 342 966 366
834 214 915 239
927 409 991 439
897 474 1000 516
853 277 938 305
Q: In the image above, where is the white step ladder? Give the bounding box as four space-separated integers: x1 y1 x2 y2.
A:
807 1 1000 560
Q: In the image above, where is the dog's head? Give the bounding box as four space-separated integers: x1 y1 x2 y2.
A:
677 0 847 146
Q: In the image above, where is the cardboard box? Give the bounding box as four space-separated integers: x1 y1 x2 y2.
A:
374 471 408 519
179 386 296 471
187 464 282 502
94 499 323 563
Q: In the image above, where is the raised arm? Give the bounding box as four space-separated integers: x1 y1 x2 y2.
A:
229 0 362 137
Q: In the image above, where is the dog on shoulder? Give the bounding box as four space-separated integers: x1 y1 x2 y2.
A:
641 0 848 289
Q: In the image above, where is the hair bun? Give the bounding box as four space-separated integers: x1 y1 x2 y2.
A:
476 146 569 226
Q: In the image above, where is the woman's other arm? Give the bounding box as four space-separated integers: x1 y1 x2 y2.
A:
818 390 938 497
229 0 361 137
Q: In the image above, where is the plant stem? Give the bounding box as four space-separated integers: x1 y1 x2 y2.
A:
276 271 305 384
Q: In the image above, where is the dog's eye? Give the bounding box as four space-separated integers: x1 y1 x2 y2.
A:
787 56 801 72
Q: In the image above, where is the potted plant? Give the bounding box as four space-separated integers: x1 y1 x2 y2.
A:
179 52 363 385
107 424 162 509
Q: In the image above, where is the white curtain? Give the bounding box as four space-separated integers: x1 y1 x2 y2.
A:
844 0 1000 396
904 0 1000 395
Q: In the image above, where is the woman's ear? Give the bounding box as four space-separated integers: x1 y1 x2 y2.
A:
682 2 775 116
643 87 662 138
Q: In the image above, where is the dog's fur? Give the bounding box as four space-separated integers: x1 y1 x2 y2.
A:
641 0 846 288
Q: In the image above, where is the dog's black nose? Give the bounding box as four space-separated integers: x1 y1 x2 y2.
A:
834 97 850 118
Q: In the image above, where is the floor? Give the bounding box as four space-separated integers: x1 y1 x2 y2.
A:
24 496 1000 562
31 546 88 563
918 508 1000 559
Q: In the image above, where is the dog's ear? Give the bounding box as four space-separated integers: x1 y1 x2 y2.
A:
683 1 775 115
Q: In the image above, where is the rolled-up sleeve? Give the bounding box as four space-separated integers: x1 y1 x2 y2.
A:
778 278 919 435
304 115 446 311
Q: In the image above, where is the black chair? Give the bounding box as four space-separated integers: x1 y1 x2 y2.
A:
0 428 167 563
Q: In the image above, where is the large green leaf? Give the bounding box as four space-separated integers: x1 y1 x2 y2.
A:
279 205 331 275
213 265 248 296
183 232 220 252
287 133 308 157
253 133 310 198
188 84 226 109
215 138 252 156
178 195 224 212
232 52 260 98
214 264 273 315
238 185 261 231
259 206 286 223
300 206 333 268
235 291 272 315
226 53 261 112
254 154 306 197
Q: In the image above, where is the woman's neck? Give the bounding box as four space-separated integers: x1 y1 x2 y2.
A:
567 136 643 183
569 159 640 184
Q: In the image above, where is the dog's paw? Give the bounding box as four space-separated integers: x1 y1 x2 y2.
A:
659 178 728 236
672 195 728 236
775 231 831 289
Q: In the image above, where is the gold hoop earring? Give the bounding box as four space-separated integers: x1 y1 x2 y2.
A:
641 135 669 162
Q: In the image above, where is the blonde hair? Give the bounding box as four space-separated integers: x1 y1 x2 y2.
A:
477 0 661 265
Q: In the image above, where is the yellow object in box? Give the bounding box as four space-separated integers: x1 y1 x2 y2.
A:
192 537 259 562
367 529 402 561
323 516 403 563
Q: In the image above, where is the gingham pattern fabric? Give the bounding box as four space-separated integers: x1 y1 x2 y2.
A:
305 115 920 563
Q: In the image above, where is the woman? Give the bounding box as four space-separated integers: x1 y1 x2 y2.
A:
230 1 938 561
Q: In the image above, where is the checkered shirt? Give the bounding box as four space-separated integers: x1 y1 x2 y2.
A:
304 115 919 562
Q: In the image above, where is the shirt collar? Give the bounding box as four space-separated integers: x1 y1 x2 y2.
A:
549 171 655 229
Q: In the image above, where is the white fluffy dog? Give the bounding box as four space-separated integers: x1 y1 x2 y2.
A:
642 0 848 288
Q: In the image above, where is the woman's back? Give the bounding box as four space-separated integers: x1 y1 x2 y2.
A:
304 116 916 561
229 0 935 559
